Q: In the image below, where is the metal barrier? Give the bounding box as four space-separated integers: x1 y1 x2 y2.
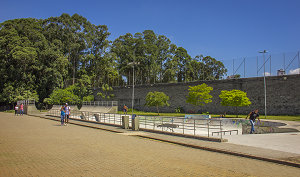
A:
17 99 35 105
47 110 226 139
47 109 129 126
82 101 118 107
138 116 224 139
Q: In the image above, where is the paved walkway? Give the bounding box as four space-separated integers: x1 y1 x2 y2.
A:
1 112 300 176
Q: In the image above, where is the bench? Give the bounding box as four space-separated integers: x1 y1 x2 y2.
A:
212 130 238 136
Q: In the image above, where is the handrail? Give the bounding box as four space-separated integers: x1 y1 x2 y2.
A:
46 110 227 139
82 101 118 107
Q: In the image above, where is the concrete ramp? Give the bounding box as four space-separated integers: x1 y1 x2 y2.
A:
25 105 42 115
80 105 117 113
49 105 79 111
50 105 62 110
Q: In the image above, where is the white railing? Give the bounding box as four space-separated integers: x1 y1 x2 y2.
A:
82 101 118 107
46 109 230 139
17 99 35 105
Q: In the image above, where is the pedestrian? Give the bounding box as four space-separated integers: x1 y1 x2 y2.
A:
64 103 70 126
245 109 260 134
123 104 128 114
60 105 65 126
20 103 24 116
220 111 226 118
15 104 19 116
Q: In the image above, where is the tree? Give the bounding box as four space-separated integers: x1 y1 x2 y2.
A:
219 89 251 117
186 83 213 114
144 91 169 115
43 87 80 105
97 84 114 101
201 56 227 80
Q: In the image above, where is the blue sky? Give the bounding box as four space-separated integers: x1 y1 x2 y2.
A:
1 0 299 78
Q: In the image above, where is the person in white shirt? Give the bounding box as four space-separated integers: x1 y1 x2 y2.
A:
64 103 71 126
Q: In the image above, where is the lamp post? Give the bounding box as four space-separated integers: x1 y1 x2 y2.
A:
259 50 268 119
128 48 140 115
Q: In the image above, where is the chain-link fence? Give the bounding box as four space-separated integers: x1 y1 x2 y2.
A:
222 51 300 79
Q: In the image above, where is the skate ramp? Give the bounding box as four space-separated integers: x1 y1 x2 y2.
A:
79 105 117 113
24 105 42 115
49 105 79 111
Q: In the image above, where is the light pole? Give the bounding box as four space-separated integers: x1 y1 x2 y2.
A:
128 48 140 115
259 50 268 119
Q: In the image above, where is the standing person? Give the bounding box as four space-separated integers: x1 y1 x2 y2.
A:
60 106 65 126
64 103 70 126
123 104 128 114
15 104 19 116
20 103 24 116
245 109 261 134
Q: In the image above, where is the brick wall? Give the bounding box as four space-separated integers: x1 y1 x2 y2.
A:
93 74 300 115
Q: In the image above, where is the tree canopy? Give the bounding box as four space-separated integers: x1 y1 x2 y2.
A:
186 83 213 113
0 13 228 108
144 91 170 115
219 89 252 117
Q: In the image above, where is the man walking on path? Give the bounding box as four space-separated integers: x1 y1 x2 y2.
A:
64 103 70 126
246 109 260 134
15 104 19 116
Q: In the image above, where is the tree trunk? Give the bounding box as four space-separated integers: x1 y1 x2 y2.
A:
236 106 238 118
157 105 159 115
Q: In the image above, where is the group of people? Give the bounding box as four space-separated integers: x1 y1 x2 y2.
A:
14 103 24 116
60 103 71 126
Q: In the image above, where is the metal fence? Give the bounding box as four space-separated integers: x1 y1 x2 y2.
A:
82 101 118 107
138 116 225 138
17 99 35 105
223 51 300 79
47 110 230 139
102 51 300 87
47 109 127 125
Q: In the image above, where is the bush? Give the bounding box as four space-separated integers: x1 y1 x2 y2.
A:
175 107 184 113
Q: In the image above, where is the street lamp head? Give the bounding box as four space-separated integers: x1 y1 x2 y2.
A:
259 50 268 53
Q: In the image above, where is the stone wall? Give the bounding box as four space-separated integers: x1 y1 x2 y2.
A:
93 74 300 115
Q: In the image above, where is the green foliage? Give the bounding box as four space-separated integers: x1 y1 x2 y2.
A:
83 95 94 102
219 89 252 117
43 87 80 105
175 107 184 113
202 111 210 115
186 83 213 114
0 83 39 106
97 84 114 101
144 91 170 115
0 14 228 109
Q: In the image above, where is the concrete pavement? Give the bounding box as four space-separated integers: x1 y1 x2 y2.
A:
1 112 300 176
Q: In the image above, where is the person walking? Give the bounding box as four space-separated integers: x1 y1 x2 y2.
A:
60 106 65 126
20 103 24 116
64 103 70 126
245 109 260 134
123 104 128 114
15 104 19 116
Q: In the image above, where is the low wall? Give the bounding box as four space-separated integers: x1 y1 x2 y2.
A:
242 125 299 134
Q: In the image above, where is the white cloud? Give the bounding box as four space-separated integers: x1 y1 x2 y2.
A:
261 72 271 76
288 68 300 75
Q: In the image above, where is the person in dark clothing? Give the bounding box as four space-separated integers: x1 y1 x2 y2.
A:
245 109 260 134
